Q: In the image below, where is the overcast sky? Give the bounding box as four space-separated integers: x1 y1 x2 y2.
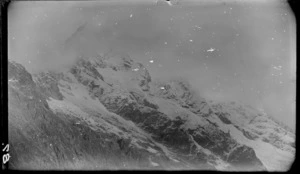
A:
8 0 296 130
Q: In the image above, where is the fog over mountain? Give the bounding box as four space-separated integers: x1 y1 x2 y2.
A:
7 0 295 171
8 0 295 130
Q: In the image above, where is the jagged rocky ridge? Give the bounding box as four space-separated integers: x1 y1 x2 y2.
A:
8 54 295 171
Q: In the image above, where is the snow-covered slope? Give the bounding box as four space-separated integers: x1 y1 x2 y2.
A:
206 101 295 171
8 52 295 171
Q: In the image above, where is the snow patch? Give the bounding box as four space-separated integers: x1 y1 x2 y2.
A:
153 142 179 162
58 79 109 113
147 147 158 154
150 160 159 167
213 157 231 170
189 135 212 156
47 97 89 118
227 124 294 171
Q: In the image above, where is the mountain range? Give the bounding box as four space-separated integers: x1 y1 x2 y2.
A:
8 52 295 171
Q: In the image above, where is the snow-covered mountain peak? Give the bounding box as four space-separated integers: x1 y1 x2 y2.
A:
66 53 151 92
150 78 195 100
8 55 295 171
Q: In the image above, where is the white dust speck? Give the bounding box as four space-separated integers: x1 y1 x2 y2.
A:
207 48 215 52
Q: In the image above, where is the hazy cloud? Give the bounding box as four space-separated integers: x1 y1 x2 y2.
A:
8 0 296 130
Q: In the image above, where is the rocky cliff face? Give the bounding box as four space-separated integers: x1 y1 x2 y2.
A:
8 53 295 171
9 60 177 170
